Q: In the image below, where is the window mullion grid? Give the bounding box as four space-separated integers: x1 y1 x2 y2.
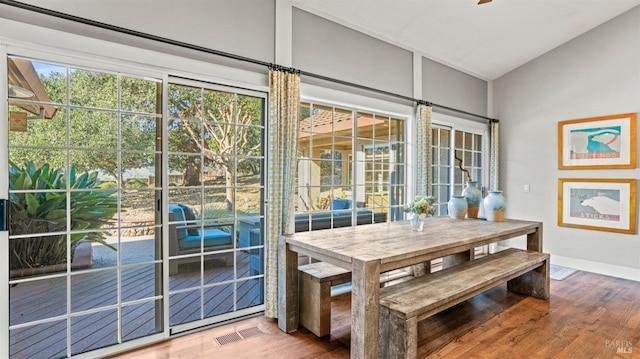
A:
116 72 123 344
64 63 73 359
232 93 238 313
199 87 205 322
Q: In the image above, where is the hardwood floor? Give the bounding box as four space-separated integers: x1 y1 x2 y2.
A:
108 270 640 358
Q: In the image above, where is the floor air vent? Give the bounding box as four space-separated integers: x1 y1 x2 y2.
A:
238 326 263 339
214 326 265 346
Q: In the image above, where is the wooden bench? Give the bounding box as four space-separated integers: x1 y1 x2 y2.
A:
378 248 550 358
298 260 412 337
298 261 352 337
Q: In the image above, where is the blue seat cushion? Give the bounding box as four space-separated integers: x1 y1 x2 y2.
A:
179 228 232 249
169 205 189 240
332 198 351 210
178 204 199 236
294 208 372 222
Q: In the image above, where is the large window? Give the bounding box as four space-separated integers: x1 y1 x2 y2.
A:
295 102 406 231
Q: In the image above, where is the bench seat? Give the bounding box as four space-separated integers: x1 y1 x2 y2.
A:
298 261 412 337
379 248 549 358
298 262 352 337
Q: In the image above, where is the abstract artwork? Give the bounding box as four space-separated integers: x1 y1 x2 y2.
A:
558 113 636 169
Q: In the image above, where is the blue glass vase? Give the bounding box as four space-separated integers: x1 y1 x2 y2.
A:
448 195 468 219
462 181 482 219
484 191 507 222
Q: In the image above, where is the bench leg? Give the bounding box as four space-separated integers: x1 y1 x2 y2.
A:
442 249 474 269
380 308 418 359
507 257 550 299
299 272 331 337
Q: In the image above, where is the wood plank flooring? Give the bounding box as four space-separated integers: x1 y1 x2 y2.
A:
108 270 640 358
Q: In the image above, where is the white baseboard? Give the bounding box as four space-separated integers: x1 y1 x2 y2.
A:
496 245 640 282
550 254 640 282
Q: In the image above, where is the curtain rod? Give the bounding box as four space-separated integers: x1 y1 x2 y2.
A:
1 0 498 123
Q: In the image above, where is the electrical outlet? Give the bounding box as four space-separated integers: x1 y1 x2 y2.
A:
524 184 530 193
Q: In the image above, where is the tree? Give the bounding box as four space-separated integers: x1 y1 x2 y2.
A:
9 66 159 186
168 85 263 210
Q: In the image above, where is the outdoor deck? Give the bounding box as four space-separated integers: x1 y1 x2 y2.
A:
9 250 263 359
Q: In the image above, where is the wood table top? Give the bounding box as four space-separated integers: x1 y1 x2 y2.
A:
284 217 542 271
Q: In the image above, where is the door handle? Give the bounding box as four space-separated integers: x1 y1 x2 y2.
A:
0 199 6 231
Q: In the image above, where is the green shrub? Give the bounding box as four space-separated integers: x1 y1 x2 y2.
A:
98 181 118 189
9 161 118 271
125 178 148 188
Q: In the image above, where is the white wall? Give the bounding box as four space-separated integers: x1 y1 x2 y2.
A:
494 6 640 280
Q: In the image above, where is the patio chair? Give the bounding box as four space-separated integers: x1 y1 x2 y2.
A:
168 204 234 274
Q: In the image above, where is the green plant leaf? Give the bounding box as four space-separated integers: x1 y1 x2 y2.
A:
45 209 68 220
24 173 35 191
25 193 40 216
69 165 76 183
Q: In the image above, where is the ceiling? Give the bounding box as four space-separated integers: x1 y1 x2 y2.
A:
293 0 640 80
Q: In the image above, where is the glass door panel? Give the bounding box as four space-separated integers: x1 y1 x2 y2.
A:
7 56 163 358
167 80 265 332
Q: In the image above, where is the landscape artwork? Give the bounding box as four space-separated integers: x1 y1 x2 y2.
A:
558 178 636 234
558 113 636 169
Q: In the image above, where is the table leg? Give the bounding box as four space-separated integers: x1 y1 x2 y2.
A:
526 222 543 252
351 257 380 359
278 239 299 333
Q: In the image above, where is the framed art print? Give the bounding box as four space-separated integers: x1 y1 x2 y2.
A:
558 178 636 234
558 113 636 169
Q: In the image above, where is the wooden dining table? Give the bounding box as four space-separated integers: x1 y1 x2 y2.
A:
278 216 544 359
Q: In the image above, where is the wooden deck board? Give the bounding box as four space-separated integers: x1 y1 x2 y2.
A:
10 251 263 359
10 319 67 358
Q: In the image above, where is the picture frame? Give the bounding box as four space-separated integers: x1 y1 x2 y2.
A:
558 178 636 234
558 113 636 169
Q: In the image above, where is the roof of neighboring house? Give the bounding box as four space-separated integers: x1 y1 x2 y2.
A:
298 109 384 137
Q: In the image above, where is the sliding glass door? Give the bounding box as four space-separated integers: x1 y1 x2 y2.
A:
5 55 266 357
6 56 163 358
166 79 265 333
